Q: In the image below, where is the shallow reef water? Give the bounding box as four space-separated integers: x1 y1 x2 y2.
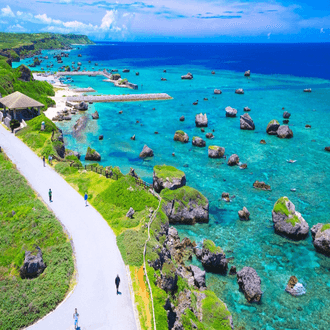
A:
16 43 330 329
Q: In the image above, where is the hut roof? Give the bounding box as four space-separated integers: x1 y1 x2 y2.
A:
0 91 44 110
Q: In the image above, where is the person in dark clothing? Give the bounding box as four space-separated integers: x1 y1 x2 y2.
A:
49 189 52 202
42 156 45 167
115 274 120 294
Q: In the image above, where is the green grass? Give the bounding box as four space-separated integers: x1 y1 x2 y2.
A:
153 164 185 182
286 215 300 227
273 197 290 216
203 240 223 254
175 130 185 135
0 153 73 330
321 224 330 232
209 146 220 150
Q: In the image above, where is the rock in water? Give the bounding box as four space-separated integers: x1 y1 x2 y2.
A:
237 267 262 303
73 116 88 136
85 146 101 161
174 130 189 143
161 186 209 224
253 181 271 191
229 266 237 275
99 135 103 140
195 113 208 127
225 106 237 118
126 207 135 218
208 146 225 158
266 120 280 135
195 239 228 274
311 223 330 256
91 111 99 119
235 88 244 94
285 276 306 296
74 101 88 111
238 207 250 220
214 89 222 94
190 265 206 288
192 137 206 147
206 133 214 139
181 72 193 80
283 111 291 119
227 154 239 166
139 145 154 158
244 70 251 77
240 113 255 130
272 197 309 240
20 247 46 279
179 116 185 121
244 106 251 112
153 165 186 193
277 125 293 138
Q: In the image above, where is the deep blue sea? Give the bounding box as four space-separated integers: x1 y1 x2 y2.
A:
15 42 330 330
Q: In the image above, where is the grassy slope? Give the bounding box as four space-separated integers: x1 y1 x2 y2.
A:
0 152 74 330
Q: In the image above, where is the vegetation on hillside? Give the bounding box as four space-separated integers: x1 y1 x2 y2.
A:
0 152 74 330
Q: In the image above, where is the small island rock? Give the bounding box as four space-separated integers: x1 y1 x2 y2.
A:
179 116 185 122
277 125 293 139
214 89 222 94
240 113 255 130
227 154 239 166
235 89 244 94
174 130 189 143
238 207 250 221
283 111 291 119
139 145 154 158
225 106 237 118
208 146 225 158
266 120 280 135
311 223 330 256
192 137 206 147
85 146 101 161
181 72 193 80
237 267 262 303
195 113 208 127
253 181 271 191
91 111 99 119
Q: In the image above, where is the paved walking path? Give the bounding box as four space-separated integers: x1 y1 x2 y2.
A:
0 124 137 330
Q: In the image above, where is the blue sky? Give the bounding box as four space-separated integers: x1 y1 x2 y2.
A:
0 0 329 42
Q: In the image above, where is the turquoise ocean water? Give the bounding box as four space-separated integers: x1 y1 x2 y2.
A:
15 43 330 329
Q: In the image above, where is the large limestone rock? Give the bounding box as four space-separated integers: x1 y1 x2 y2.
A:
238 207 250 221
277 125 293 138
227 154 239 166
159 262 178 293
311 223 330 256
195 240 228 274
85 146 101 161
240 113 255 130
195 113 208 127
190 265 206 288
237 267 262 303
91 111 99 119
283 111 291 119
181 72 193 80
74 101 88 111
174 130 189 143
208 146 225 158
272 197 309 240
153 165 186 193
225 106 237 118
192 136 206 147
266 120 280 135
139 145 154 158
73 116 88 137
20 247 46 279
161 186 209 224
126 207 135 218
17 65 34 82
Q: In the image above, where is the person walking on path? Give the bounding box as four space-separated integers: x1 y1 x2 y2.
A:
48 154 52 165
42 156 45 167
115 274 120 295
73 308 79 329
49 188 52 202
84 192 88 207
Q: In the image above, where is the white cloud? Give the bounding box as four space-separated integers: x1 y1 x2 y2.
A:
35 13 62 25
320 27 325 33
100 10 117 31
8 24 26 32
267 32 271 39
1 5 15 17
17 11 23 16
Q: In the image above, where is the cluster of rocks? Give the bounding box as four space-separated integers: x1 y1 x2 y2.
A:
266 120 293 138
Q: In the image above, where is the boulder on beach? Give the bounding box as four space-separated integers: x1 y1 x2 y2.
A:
277 125 293 138
181 72 193 80
240 113 255 130
311 223 330 256
192 136 206 147
283 111 291 119
85 146 101 161
266 120 280 135
272 197 309 240
227 154 239 166
74 101 88 111
235 89 244 94
214 89 222 94
244 70 251 77
139 145 154 158
20 247 46 279
153 165 186 193
237 267 262 303
195 239 228 274
161 186 209 225
238 207 250 221
174 130 189 143
225 106 237 118
253 181 271 191
195 113 208 127
208 146 225 158
91 111 99 119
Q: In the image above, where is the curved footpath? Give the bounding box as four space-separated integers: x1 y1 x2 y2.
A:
0 124 137 330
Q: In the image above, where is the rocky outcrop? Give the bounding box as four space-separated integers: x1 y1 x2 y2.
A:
244 70 251 77
221 192 230 202
208 146 225 158
158 262 178 293
17 65 34 82
181 72 193 80
192 137 206 147
244 106 251 112
266 120 280 135
272 197 309 240
237 267 262 303
238 207 250 220
325 147 330 152
153 165 186 193
195 240 228 274
126 207 135 218
214 89 222 94
73 116 88 136
235 89 244 94
53 141 65 158
311 223 330 256
179 116 185 122
225 106 237 118
91 111 99 119
240 113 255 130
253 181 271 191
205 133 214 139
85 146 101 161
74 101 88 111
283 111 291 119
285 276 305 296
139 145 154 158
129 167 139 179
161 186 209 224
20 247 46 279
277 125 293 138
174 130 189 143
195 113 208 127
227 154 239 166
190 265 206 288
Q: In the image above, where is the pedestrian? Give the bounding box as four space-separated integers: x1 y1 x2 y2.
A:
42 156 45 167
73 308 79 329
115 274 120 295
49 188 52 202
48 154 52 165
84 192 88 206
